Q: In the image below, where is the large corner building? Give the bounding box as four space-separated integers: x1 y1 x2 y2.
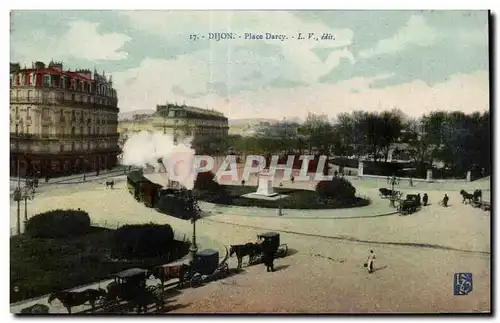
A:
10 61 120 178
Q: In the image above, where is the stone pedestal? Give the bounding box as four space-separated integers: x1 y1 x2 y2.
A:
426 169 433 182
358 161 364 178
466 171 472 182
255 172 277 197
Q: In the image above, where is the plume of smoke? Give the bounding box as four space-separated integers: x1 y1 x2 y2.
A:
121 131 197 189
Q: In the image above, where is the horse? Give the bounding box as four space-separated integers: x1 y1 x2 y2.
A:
20 303 50 314
129 288 164 313
105 180 115 189
149 264 190 290
48 288 107 314
460 190 474 204
230 243 261 269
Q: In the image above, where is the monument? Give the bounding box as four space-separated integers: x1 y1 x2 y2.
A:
255 171 278 197
241 171 288 201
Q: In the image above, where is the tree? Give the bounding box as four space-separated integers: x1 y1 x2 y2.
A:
298 113 335 154
378 109 405 162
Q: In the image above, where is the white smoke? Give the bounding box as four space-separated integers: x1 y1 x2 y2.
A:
121 131 198 190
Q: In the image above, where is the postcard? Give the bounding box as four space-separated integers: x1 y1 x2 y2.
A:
9 10 490 314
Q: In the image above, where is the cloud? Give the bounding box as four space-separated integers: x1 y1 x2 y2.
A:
11 20 131 63
359 15 438 58
122 11 355 87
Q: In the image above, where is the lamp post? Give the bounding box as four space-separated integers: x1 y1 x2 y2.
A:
187 190 200 263
14 121 21 235
389 174 400 207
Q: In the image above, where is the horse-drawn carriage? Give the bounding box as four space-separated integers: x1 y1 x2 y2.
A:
257 232 288 259
151 247 230 290
397 194 421 215
230 232 289 269
98 268 163 313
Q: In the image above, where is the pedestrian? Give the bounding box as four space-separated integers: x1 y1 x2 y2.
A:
443 194 449 207
423 193 429 206
364 250 376 274
334 170 338 178
417 193 421 206
291 175 295 183
241 179 246 186
409 177 413 187
262 238 275 272
83 173 86 181
278 206 283 216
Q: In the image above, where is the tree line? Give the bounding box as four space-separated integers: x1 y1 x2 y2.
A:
218 109 490 177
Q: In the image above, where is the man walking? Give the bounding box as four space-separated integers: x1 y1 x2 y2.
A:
365 250 376 274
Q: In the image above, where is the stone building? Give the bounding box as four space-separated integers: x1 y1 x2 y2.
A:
118 103 229 153
10 61 120 178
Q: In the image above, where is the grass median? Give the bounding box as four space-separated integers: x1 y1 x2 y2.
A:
10 227 189 303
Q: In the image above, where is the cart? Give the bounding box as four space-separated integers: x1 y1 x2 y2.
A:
187 247 229 287
257 232 288 259
99 268 160 312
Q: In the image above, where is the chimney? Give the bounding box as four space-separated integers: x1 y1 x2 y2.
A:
48 60 63 71
10 63 20 73
34 61 46 70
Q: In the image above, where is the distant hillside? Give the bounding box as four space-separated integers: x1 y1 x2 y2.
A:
229 118 279 126
119 109 155 121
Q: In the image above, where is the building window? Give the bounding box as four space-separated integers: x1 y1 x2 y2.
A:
71 142 75 151
87 96 90 103
60 144 64 152
71 127 75 136
71 93 75 101
16 90 20 99
58 92 64 100
27 91 32 101
43 75 50 87
80 126 83 136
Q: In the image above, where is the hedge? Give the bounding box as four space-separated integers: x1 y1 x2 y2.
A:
25 209 91 238
194 171 221 192
315 178 356 201
111 223 176 259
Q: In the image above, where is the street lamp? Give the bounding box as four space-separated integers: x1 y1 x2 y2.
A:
388 174 400 207
14 121 21 235
187 190 200 263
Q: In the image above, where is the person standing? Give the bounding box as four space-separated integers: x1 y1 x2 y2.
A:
365 250 376 274
443 194 449 207
423 193 429 206
262 238 275 272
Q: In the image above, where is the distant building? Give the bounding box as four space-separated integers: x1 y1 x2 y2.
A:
118 103 229 148
10 61 120 178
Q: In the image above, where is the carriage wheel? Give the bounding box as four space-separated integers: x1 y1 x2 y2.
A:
190 273 203 288
221 263 229 275
145 285 157 292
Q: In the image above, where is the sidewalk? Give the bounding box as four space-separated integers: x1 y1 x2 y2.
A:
10 166 136 186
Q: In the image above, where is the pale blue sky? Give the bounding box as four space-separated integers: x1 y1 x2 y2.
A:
10 10 489 119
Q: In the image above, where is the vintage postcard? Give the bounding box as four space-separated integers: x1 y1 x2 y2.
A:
9 10 490 314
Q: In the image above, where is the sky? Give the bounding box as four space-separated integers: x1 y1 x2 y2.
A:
10 10 490 120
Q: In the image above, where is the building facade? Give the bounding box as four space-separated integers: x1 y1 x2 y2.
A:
10 61 120 178
118 103 229 152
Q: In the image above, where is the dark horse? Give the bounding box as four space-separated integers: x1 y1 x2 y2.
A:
230 243 261 269
460 190 474 204
105 180 115 189
48 288 107 314
105 281 163 313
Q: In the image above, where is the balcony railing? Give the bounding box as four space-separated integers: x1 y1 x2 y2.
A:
10 133 120 140
9 96 119 111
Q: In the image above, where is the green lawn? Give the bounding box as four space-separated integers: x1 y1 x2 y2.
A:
195 185 370 210
10 227 188 303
